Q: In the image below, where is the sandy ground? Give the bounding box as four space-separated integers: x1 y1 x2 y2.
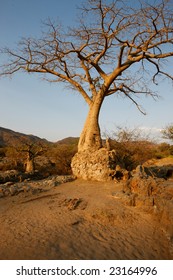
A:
0 179 172 260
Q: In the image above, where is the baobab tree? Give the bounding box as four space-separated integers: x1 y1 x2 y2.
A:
0 0 173 179
20 142 45 173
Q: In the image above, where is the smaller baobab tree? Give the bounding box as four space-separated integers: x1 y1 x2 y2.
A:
21 142 45 173
0 0 173 180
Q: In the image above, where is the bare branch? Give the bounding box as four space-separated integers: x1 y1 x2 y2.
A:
146 57 173 84
119 87 146 115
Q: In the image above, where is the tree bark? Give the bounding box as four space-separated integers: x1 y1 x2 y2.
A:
78 94 104 152
25 159 35 173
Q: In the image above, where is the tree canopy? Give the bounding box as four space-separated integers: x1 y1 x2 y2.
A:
1 1 173 105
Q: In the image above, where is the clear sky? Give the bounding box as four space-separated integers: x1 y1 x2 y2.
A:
0 0 173 142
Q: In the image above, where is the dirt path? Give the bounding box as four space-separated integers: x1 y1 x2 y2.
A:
0 179 172 260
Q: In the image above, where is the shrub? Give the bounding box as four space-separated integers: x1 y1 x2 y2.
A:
104 126 156 170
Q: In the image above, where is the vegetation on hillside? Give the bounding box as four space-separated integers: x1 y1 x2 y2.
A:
104 126 173 170
0 126 172 180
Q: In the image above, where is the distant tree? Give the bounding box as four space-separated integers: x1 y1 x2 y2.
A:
161 124 173 142
21 142 45 173
0 0 173 178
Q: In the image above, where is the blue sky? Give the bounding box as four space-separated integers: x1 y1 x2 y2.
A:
0 0 173 142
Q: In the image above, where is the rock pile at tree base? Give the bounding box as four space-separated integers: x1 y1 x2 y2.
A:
71 148 129 181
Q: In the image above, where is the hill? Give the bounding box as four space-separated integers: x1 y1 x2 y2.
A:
0 126 78 177
56 137 79 146
0 126 79 148
0 127 50 147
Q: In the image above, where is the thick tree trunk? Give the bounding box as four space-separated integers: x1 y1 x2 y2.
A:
25 159 35 173
71 93 119 181
78 95 103 152
72 92 123 181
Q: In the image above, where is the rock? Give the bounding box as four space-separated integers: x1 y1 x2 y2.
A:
0 170 19 184
9 185 19 196
112 165 130 182
60 198 84 210
2 181 14 187
132 165 154 179
67 198 82 210
127 176 157 197
21 185 31 192
3 189 10 196
0 175 76 199
39 175 75 188
142 164 173 179
112 191 138 207
71 148 124 181
122 162 173 240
